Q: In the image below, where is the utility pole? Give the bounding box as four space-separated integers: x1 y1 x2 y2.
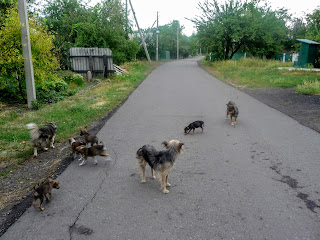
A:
177 22 179 60
125 0 128 39
128 0 151 62
18 0 36 108
156 12 159 61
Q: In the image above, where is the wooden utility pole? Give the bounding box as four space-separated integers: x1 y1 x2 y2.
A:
128 0 151 62
156 12 159 61
177 22 179 60
18 0 36 108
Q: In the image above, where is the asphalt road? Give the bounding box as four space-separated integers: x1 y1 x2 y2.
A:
2 58 320 240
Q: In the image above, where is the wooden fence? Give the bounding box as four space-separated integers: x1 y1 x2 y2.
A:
69 47 115 78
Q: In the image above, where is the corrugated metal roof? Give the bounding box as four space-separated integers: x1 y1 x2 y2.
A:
296 39 320 45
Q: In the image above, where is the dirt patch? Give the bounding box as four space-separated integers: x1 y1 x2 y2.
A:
243 87 320 133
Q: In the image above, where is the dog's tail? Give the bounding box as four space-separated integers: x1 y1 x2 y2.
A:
26 123 40 139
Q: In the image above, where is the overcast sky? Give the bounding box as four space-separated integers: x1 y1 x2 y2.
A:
90 0 320 36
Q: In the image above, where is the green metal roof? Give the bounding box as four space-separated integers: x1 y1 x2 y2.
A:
296 39 320 45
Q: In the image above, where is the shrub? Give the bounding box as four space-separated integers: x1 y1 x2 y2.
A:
296 81 320 95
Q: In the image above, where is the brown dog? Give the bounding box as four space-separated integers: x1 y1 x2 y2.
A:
32 179 60 211
69 137 86 159
226 101 239 126
80 127 99 146
75 141 109 166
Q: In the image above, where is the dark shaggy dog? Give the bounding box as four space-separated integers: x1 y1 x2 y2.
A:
26 122 59 157
184 120 204 135
80 127 99 146
136 140 184 194
226 101 239 126
75 141 109 166
32 179 60 211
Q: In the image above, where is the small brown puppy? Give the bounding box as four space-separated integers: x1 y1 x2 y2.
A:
69 137 86 159
33 179 60 211
80 127 99 146
75 141 109 166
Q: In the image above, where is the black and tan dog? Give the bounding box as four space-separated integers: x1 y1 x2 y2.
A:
136 140 184 194
80 127 99 146
32 179 60 211
69 137 86 159
75 141 109 166
26 122 59 157
226 101 239 126
184 120 204 135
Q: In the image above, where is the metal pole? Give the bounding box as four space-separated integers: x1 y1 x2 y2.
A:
128 0 151 62
156 11 159 61
18 0 36 108
177 22 179 60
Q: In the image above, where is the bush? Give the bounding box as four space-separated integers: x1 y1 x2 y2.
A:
0 5 60 102
296 81 320 95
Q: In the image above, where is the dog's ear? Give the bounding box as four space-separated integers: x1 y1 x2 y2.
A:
162 141 169 148
178 142 184 152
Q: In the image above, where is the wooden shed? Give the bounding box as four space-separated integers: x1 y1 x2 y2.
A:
69 47 115 78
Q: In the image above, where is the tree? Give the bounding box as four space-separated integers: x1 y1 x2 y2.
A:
306 8 320 42
43 0 138 66
0 5 60 102
192 0 288 60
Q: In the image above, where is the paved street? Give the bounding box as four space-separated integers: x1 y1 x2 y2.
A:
2 58 320 239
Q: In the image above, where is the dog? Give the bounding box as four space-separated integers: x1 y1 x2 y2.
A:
75 141 109 166
32 179 60 211
80 127 99 146
69 137 86 159
26 122 59 157
226 101 239 126
184 120 204 135
136 140 184 194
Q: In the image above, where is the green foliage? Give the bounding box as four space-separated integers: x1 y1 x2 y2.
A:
192 0 288 60
43 0 139 66
0 6 61 101
296 80 320 95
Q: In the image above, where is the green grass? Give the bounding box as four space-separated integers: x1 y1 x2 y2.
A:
0 61 156 178
202 58 320 90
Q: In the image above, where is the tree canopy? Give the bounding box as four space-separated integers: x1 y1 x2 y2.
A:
192 0 288 59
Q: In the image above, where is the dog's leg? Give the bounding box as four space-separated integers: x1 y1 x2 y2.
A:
192 129 195 134
231 116 234 126
201 127 203 133
46 191 52 201
79 157 87 166
166 174 171 187
50 136 55 148
160 171 169 194
33 147 38 157
225 111 229 119
151 168 156 179
93 157 98 165
139 160 147 183
39 196 44 211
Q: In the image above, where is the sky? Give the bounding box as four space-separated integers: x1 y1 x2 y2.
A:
90 0 320 36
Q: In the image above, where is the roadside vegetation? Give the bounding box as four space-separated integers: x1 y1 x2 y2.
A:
201 58 320 94
0 61 156 178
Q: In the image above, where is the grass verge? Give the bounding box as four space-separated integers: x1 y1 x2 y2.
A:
201 58 320 91
0 61 156 178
